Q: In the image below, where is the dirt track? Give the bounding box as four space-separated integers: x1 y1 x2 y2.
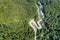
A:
28 1 44 40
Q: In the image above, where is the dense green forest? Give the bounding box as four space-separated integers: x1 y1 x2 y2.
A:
37 0 60 40
0 0 60 40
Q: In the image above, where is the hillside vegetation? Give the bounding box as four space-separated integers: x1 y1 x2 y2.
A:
0 0 37 40
37 0 60 40
0 0 60 40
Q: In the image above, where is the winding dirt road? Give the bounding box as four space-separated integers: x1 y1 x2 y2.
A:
29 1 45 40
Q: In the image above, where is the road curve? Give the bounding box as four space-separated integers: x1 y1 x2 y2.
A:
28 1 45 40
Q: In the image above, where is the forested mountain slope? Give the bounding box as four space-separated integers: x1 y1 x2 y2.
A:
0 0 37 40
37 0 60 40
0 0 60 40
